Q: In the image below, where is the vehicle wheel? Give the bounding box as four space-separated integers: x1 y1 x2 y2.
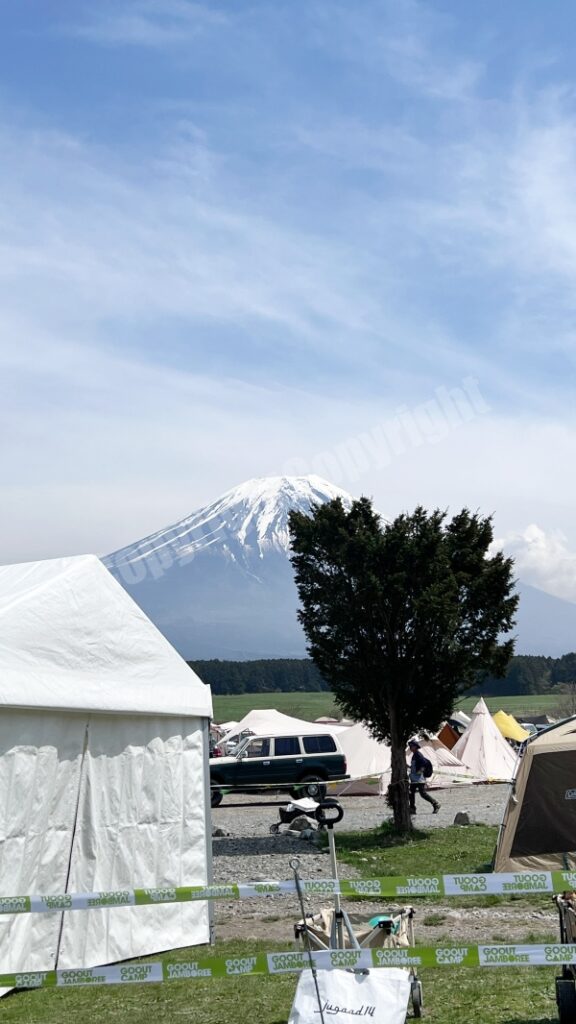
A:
411 979 423 1018
211 787 223 808
299 775 327 801
556 977 576 1023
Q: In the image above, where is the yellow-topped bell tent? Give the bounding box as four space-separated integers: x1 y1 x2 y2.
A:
492 709 529 743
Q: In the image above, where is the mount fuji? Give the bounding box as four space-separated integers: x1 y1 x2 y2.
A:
104 475 576 660
104 476 352 659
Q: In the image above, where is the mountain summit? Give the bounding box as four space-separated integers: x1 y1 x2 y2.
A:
104 475 353 658
105 475 576 660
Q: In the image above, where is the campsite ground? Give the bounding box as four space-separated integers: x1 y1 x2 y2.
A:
212 785 559 946
2 788 563 1024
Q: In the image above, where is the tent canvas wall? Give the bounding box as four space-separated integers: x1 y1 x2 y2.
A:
336 725 481 794
222 709 347 745
436 723 459 750
494 715 576 871
0 555 213 978
492 710 529 743
338 723 391 780
419 740 483 788
452 698 518 782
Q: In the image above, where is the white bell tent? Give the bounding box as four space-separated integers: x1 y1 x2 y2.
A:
0 555 213 979
452 698 518 782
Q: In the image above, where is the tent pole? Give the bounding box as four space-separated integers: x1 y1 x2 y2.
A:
202 718 215 945
54 717 90 969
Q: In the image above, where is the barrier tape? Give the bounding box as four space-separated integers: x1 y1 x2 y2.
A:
7 942 576 989
1 869 575 916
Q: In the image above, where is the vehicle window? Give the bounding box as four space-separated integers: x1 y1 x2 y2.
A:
244 738 270 758
302 735 337 753
274 736 300 756
232 733 252 755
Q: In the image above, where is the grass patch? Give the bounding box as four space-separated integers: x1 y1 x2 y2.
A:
330 823 551 909
332 821 497 875
423 912 447 926
0 940 298 1024
0 937 562 1024
420 966 558 1023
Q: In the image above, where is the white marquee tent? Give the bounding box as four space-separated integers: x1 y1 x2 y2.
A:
452 698 518 782
0 555 213 980
338 723 391 779
221 709 347 745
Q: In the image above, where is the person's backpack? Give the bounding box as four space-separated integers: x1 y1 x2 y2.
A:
421 756 433 779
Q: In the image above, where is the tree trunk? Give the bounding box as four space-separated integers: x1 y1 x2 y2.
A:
388 713 412 832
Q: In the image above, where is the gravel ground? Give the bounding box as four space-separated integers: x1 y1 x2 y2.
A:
210 785 558 944
211 783 510 883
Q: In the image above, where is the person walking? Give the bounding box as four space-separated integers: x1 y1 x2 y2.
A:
408 739 440 815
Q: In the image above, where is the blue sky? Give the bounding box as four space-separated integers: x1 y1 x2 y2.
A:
1 0 576 599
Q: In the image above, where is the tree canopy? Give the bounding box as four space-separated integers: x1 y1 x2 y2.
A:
289 498 518 828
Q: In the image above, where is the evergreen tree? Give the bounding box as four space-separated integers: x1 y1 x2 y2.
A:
289 498 518 830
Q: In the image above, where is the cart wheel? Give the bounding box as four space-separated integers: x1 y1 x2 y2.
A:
556 977 576 1023
269 822 279 834
411 979 423 1018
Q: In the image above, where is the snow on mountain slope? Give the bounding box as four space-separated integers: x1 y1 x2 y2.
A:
107 476 352 582
104 476 354 658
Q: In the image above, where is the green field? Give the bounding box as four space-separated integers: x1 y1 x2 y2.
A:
457 694 563 717
212 691 563 724
212 691 342 723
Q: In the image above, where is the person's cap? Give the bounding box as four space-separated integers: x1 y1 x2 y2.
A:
408 739 420 748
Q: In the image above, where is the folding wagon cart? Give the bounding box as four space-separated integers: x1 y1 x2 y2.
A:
292 800 423 1017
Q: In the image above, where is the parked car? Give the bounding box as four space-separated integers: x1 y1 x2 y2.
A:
209 732 348 807
209 733 223 757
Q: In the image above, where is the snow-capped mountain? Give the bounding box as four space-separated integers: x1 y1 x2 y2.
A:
105 474 576 660
104 476 353 658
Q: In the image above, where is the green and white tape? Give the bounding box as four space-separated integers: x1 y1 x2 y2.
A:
6 942 576 990
1 870 575 917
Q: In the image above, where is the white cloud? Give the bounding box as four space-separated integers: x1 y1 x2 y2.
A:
493 525 576 603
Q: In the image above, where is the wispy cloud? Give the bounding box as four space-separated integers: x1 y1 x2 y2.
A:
70 0 227 48
308 0 483 101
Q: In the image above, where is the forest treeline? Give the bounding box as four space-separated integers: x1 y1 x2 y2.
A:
189 658 330 694
474 652 576 696
190 653 576 696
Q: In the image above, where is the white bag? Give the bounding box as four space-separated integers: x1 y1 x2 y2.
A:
288 967 411 1023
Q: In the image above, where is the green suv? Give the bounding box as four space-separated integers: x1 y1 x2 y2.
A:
209 732 348 807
